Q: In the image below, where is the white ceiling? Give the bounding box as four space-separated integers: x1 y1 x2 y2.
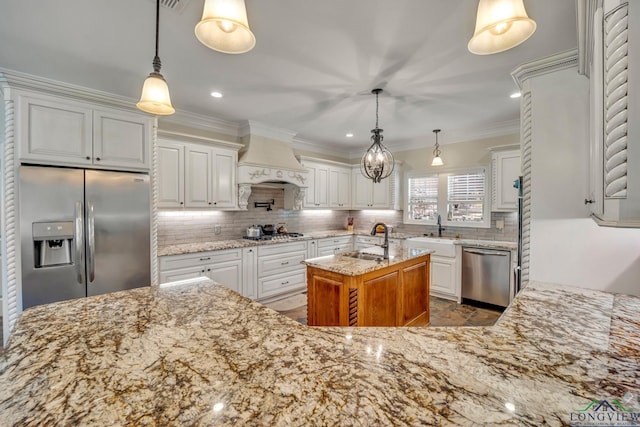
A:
0 0 577 155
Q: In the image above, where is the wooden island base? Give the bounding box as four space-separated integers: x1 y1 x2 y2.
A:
306 254 430 327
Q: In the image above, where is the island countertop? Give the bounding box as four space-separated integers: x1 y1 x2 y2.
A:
302 246 432 276
1 278 639 426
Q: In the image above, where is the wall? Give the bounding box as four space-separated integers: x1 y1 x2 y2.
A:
529 67 640 295
158 186 350 247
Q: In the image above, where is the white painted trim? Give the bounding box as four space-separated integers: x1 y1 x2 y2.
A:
157 129 243 151
239 120 297 141
158 111 240 139
150 119 159 287
292 136 351 160
577 0 602 77
511 49 579 89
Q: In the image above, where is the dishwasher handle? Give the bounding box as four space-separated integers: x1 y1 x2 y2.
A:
463 248 509 256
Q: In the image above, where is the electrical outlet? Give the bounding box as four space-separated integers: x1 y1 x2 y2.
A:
214 224 221 235
495 219 504 230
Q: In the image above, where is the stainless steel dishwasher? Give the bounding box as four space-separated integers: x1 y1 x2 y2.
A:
462 247 511 308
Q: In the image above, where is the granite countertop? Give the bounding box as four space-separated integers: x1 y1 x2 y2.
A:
157 229 424 257
1 278 639 425
302 247 432 276
157 229 518 257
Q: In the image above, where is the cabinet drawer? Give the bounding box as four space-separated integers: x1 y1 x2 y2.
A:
258 270 307 299
317 236 352 249
159 248 242 271
258 241 307 257
159 266 206 284
259 252 306 277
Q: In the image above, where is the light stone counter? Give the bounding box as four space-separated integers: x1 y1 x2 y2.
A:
302 247 432 276
158 229 423 257
1 278 639 425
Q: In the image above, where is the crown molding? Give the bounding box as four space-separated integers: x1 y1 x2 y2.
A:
0 67 139 111
157 129 243 150
375 118 520 156
576 0 601 77
292 136 351 159
158 110 241 138
239 120 297 142
511 49 579 89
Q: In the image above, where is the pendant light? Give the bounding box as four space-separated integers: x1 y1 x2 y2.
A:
360 89 394 184
468 0 537 55
137 0 175 115
431 129 444 167
195 0 256 54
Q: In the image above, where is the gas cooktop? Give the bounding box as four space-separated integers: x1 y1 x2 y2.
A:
243 233 304 241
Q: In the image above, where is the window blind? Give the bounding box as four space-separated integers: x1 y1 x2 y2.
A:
447 172 485 202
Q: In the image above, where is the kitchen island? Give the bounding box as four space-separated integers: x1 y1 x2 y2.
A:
303 247 431 327
1 278 639 425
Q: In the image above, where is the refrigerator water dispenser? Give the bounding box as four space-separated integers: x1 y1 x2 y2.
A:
33 222 74 268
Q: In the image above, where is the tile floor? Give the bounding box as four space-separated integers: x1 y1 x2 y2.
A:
266 294 503 327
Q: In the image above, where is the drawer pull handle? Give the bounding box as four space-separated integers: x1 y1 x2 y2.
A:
200 257 211 261
281 261 289 265
281 281 289 285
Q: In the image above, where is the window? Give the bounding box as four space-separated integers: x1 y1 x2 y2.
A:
405 168 490 228
407 175 438 221
447 172 485 223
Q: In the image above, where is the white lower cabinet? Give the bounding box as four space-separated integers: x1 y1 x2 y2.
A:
242 247 258 300
430 256 457 300
159 248 243 295
316 235 353 256
257 241 308 300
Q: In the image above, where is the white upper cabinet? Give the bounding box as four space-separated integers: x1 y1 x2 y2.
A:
329 166 351 209
157 134 241 210
490 147 520 211
352 169 391 209
301 158 352 209
157 141 184 208
185 145 213 208
92 110 150 170
17 91 151 171
302 160 330 208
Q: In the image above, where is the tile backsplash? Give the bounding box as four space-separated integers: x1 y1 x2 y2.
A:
157 187 517 247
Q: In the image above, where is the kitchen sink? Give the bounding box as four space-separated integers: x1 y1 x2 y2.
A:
404 237 457 257
342 251 386 262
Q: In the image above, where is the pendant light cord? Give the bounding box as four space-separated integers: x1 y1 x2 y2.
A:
375 90 379 129
153 0 161 73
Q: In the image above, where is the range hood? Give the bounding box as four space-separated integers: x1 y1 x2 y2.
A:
237 121 309 210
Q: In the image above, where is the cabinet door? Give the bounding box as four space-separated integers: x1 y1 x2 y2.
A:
352 170 372 208
157 141 184 208
18 94 93 165
430 256 457 299
207 259 242 294
492 150 520 211
185 145 212 207
242 248 258 300
371 178 390 208
159 265 206 284
211 149 237 208
93 110 151 170
329 167 351 209
304 162 330 208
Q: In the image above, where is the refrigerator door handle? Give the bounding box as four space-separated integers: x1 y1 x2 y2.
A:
74 201 85 284
87 201 95 283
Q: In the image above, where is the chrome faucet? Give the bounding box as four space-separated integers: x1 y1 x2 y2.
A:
437 214 445 238
370 222 389 259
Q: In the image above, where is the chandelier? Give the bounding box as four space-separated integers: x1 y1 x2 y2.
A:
360 88 394 183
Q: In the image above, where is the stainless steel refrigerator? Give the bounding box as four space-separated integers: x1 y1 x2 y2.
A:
19 165 151 309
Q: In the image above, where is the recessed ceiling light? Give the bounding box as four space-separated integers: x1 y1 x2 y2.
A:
510 92 521 99
210 91 223 98
345 133 354 138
